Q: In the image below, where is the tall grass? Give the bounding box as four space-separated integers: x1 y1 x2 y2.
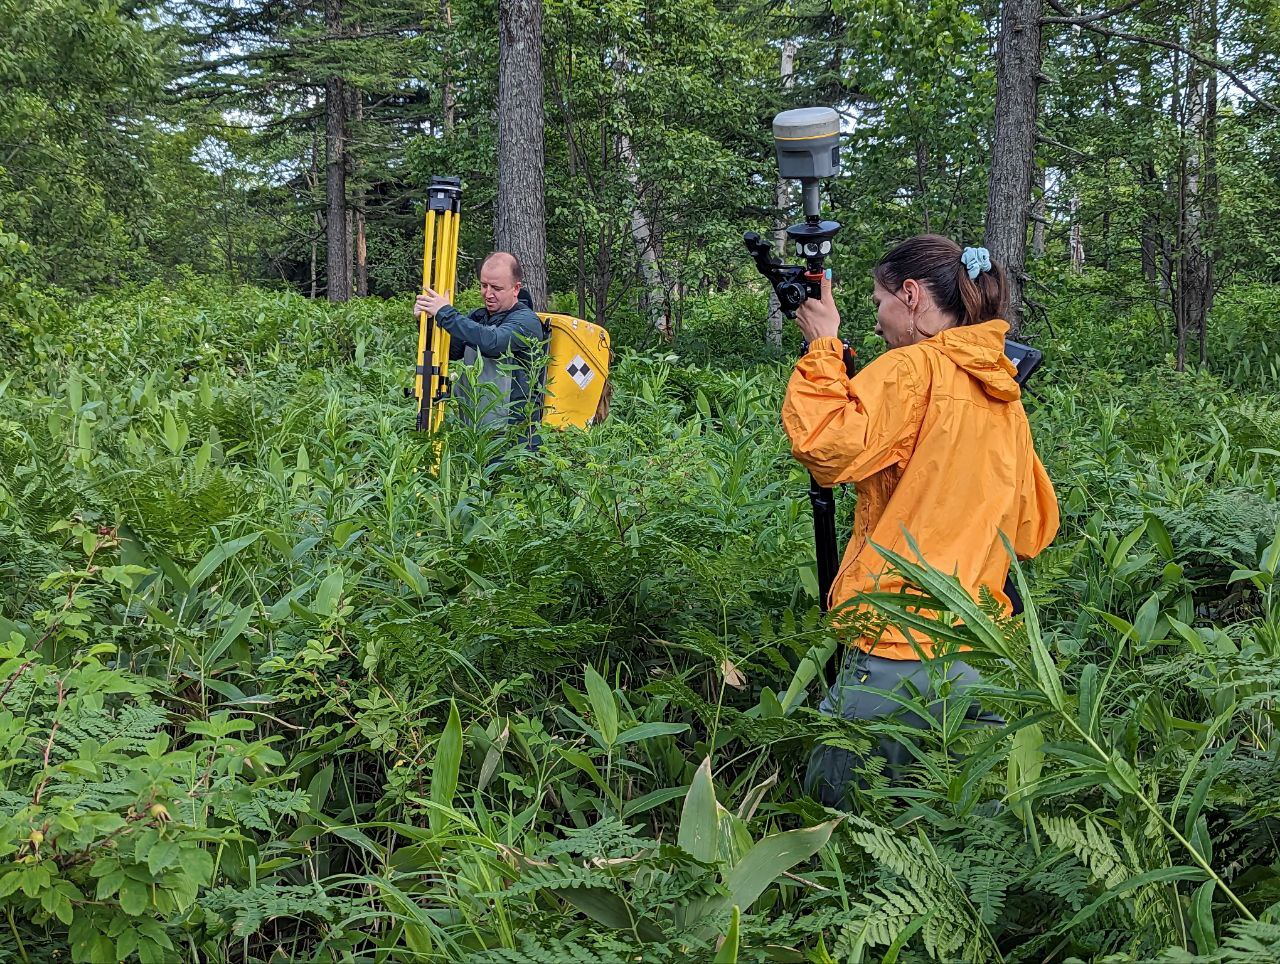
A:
1 277 1279 961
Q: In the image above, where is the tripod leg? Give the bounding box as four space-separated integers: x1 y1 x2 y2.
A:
431 205 460 433
426 208 451 431
415 208 437 429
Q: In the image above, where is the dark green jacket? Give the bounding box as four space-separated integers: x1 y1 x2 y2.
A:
436 297 548 430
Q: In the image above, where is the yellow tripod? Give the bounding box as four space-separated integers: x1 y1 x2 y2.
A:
414 176 463 432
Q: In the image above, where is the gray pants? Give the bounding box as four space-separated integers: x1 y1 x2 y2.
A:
804 649 1003 805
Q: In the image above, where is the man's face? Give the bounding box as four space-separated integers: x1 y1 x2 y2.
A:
480 261 521 313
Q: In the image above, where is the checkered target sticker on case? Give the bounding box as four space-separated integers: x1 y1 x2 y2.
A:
566 355 595 389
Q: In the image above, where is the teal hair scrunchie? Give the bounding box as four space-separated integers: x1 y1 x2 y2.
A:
962 246 992 280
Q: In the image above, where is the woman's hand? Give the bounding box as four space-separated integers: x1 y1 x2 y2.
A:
794 271 841 342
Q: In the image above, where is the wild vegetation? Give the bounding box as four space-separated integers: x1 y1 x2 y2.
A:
1 270 1278 960
6 0 1280 956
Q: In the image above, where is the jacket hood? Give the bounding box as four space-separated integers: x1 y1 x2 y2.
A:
925 319 1020 401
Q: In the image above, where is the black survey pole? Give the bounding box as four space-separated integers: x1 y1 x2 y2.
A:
809 477 840 612
740 106 851 613
805 343 857 612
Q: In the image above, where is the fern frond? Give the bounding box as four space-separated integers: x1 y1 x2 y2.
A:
226 787 311 832
841 816 990 960
1043 814 1133 888
199 882 356 937
470 931 700 963
503 862 626 898
537 818 658 860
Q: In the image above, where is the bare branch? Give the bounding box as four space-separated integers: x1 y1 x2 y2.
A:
1041 0 1142 25
1043 0 1278 112
1037 131 1087 156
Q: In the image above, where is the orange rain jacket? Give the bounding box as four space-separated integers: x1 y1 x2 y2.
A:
782 319 1059 660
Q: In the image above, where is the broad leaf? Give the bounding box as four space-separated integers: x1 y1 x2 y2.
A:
679 757 719 863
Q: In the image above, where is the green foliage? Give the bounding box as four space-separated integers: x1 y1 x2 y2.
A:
0 282 1278 961
4 0 1279 956
0 0 160 286
0 537 287 962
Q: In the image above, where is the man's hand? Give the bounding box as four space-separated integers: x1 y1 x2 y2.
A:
415 287 451 319
794 271 841 343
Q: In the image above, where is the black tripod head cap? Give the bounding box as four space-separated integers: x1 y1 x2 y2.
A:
428 175 463 213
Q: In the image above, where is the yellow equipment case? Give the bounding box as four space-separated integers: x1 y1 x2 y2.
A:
540 313 611 429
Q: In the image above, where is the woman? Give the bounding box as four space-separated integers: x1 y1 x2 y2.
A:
782 235 1059 803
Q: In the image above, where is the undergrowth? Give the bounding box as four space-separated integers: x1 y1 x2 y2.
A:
1 276 1279 961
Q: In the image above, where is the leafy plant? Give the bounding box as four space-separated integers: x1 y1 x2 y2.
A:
2 283 1279 961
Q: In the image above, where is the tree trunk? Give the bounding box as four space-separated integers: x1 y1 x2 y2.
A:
1176 162 1192 370
766 38 798 347
1200 153 1216 369
345 204 354 296
1031 162 1045 258
1166 40 1182 341
620 129 668 331
765 166 793 346
350 85 368 297
552 59 589 317
1094 41 1112 270
309 121 319 298
565 107 587 317
220 169 234 277
576 230 587 319
1069 193 1084 273
914 135 931 233
612 50 668 332
593 119 612 325
496 0 548 310
354 208 367 296
594 223 610 327
1101 203 1111 270
1160 154 1175 298
984 0 1043 335
1140 158 1159 285
1200 0 1219 367
1137 54 1161 288
1179 0 1216 370
441 0 456 132
324 0 350 303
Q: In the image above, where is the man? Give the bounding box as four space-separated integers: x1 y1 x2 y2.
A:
414 251 548 438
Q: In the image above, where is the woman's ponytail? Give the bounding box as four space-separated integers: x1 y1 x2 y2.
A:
956 250 1008 326
875 235 1009 327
